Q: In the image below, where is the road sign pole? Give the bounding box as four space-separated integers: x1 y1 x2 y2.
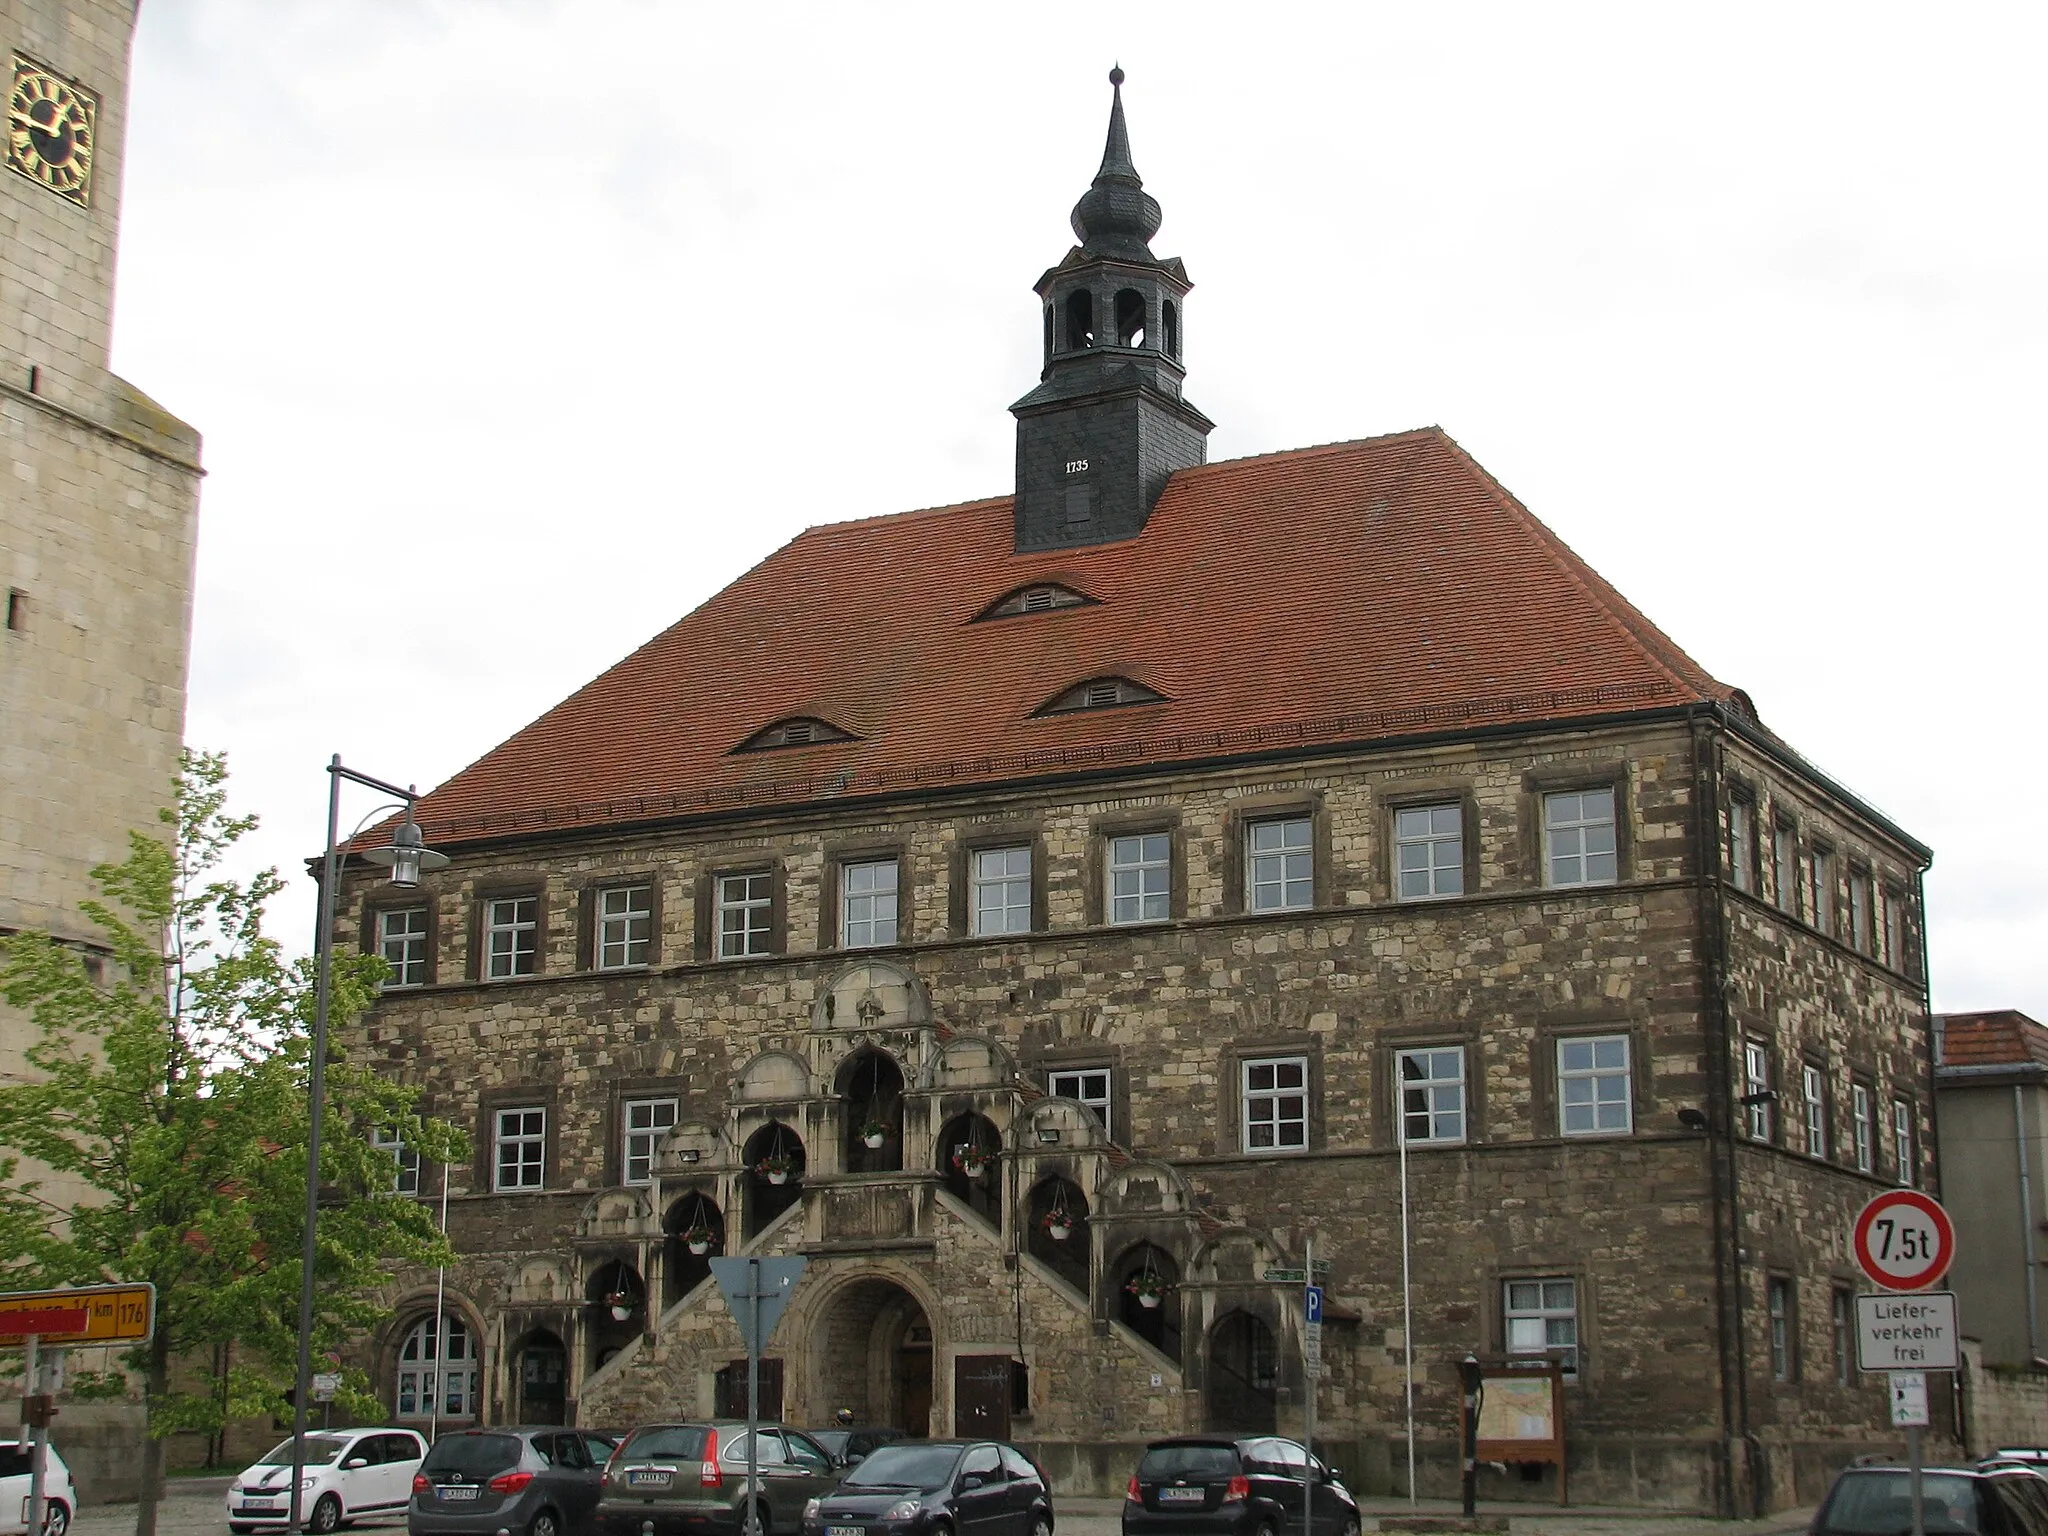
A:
24 1333 48 1536
746 1258 761 1536
1909 1425 1924 1536
1301 1235 1314 1536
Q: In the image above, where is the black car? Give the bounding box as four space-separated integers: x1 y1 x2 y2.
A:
411 1427 614 1536
809 1429 908 1468
1121 1438 1358 1536
802 1440 1052 1536
1809 1463 2048 1535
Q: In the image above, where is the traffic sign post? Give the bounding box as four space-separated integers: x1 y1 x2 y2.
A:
4 1285 154 1536
1298 1238 1318 1536
709 1258 807 1536
1848 1192 1957 1536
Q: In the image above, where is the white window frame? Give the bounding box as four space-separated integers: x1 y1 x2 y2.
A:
1767 1276 1793 1381
1542 787 1618 889
1247 817 1313 913
1728 799 1755 894
484 895 539 980
1557 1034 1632 1136
970 846 1033 936
1047 1068 1112 1140
1107 832 1171 926
1394 803 1464 901
1801 1062 1827 1159
1743 1041 1773 1142
1396 1046 1466 1145
622 1096 678 1186
596 883 653 970
1504 1277 1578 1378
1241 1055 1309 1154
378 905 429 988
1892 1098 1915 1185
715 871 773 959
396 1313 478 1420
1852 1083 1875 1173
841 859 900 949
372 1126 421 1196
494 1106 546 1191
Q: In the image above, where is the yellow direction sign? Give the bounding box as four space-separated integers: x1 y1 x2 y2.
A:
0 1284 156 1347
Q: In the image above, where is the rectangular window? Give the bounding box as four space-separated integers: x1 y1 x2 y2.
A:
716 872 773 959
484 896 539 980
1394 804 1464 901
1809 847 1833 935
1504 1277 1578 1377
1802 1062 1827 1159
494 1107 545 1191
1768 1276 1794 1381
1883 888 1905 970
1773 821 1799 916
1247 817 1314 912
1107 832 1171 925
1893 1099 1915 1185
1396 1046 1466 1144
1848 871 1871 954
622 1097 678 1186
971 846 1033 936
1852 1083 1875 1173
1242 1055 1308 1153
1728 799 1755 894
378 906 430 988
597 883 653 970
1833 1287 1853 1386
1543 788 1617 888
1557 1035 1632 1136
1743 1040 1773 1142
1047 1068 1112 1140
372 1127 421 1196
841 859 900 948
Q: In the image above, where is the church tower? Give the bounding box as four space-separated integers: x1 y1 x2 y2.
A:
1010 69 1212 551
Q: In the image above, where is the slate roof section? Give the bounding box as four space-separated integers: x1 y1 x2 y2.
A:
401 427 1741 848
1935 1011 2048 1071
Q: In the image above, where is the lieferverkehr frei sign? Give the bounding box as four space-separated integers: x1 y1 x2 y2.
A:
1856 1291 1959 1372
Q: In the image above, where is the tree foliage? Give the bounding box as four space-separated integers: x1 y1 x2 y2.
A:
0 751 464 1476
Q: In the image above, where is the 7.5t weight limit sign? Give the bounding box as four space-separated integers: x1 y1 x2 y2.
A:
1853 1190 1955 1292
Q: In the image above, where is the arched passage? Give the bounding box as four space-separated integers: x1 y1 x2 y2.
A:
936 1112 1001 1226
1114 1242 1182 1359
1206 1310 1278 1432
512 1327 568 1425
664 1190 725 1307
1064 289 1095 350
839 1049 906 1174
1025 1175 1089 1296
809 1278 933 1436
1115 288 1146 347
742 1122 806 1239
586 1257 645 1366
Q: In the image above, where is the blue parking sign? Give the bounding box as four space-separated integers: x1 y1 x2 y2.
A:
1305 1285 1323 1324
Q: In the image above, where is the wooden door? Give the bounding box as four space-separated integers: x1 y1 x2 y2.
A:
952 1354 1011 1439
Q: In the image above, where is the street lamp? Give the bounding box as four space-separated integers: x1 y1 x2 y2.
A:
289 757 446 1529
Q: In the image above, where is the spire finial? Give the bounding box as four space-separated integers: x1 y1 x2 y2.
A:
1109 64 1124 87
1071 65 1160 257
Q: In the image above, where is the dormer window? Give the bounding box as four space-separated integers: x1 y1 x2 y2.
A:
977 582 1097 622
1035 675 1165 716
733 716 856 753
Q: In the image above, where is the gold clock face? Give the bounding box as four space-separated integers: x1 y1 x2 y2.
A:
8 56 97 208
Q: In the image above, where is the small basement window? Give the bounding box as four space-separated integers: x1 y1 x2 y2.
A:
974 583 1097 621
733 716 856 753
1034 675 1165 716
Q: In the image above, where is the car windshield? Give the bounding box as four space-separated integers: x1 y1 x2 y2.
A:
258 1437 350 1467
620 1428 712 1463
843 1444 961 1490
422 1435 523 1477
1822 1472 1982 1534
1137 1445 1241 1480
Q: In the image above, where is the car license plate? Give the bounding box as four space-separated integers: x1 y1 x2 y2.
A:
234 1507 280 1516
628 1470 672 1487
1159 1487 1207 1503
439 1487 480 1501
826 1525 866 1536
238 1499 280 1509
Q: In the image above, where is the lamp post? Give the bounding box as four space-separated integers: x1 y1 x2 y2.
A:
289 756 446 1529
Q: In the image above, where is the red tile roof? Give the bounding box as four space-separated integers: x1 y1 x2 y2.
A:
1936 1011 2048 1070
404 427 1738 847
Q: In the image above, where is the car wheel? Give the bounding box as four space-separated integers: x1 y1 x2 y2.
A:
927 1523 953 1536
529 1509 561 1536
41 1501 70 1536
1337 1518 1360 1536
310 1493 343 1535
1030 1514 1053 1536
1254 1520 1278 1536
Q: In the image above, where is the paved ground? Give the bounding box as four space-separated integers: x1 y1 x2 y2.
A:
73 1481 1817 1536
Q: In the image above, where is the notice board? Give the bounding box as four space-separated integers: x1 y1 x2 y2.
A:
1469 1357 1567 1505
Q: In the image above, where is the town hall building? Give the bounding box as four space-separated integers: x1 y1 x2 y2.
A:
336 72 1935 1516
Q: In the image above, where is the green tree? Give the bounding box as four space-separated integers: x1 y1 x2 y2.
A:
0 751 465 1536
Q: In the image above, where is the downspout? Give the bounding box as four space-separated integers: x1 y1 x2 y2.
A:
2017 1085 2041 1364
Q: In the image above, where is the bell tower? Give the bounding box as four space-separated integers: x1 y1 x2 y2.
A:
1011 68 1212 552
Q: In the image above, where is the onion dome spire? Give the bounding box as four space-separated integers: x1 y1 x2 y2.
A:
1069 65 1163 262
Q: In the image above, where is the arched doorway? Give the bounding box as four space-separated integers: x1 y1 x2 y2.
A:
514 1328 568 1425
839 1049 906 1174
810 1278 933 1436
741 1122 805 1240
936 1112 1001 1226
664 1191 726 1308
1025 1176 1089 1296
1114 1243 1182 1359
586 1258 646 1366
1206 1310 1278 1432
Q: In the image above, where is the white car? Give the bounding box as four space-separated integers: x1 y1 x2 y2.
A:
228 1429 427 1534
0 1440 75 1536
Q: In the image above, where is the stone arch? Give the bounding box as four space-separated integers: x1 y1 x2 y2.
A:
1186 1225 1288 1287
509 1256 574 1306
837 1047 907 1174
577 1187 652 1239
1114 288 1146 347
734 1048 811 1103
918 1032 1015 1090
1028 1095 1111 1149
1025 1174 1089 1296
585 1255 648 1362
813 959 931 1032
509 1324 569 1426
799 1273 936 1436
1064 288 1095 350
740 1120 806 1239
1112 1241 1182 1359
1206 1310 1279 1433
381 1294 486 1424
651 1120 729 1177
663 1189 726 1308
935 1111 1002 1227
1099 1157 1195 1216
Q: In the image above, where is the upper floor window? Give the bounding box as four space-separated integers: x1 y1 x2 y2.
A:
1882 887 1904 969
372 1127 421 1196
1543 788 1617 888
841 859 899 949
1396 1046 1466 1145
1742 1041 1773 1142
971 846 1032 936
597 883 653 970
1242 1056 1308 1153
379 906 430 988
1848 870 1872 954
484 896 539 980
1247 818 1312 913
622 1097 678 1186
494 1106 546 1191
1728 799 1756 894
1808 847 1834 935
1852 1082 1875 1173
1108 833 1171 926
1802 1062 1827 1159
1773 821 1799 916
1048 1067 1112 1139
1557 1035 1632 1136
1892 1099 1915 1185
1767 1276 1795 1381
1504 1277 1578 1378
716 871 773 959
1394 804 1463 900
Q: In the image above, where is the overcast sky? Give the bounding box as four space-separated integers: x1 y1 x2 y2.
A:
109 2 2045 1016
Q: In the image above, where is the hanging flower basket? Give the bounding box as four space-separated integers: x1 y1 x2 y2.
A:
859 1120 890 1150
755 1155 796 1186
603 1290 636 1322
1039 1207 1076 1242
1124 1274 1169 1309
683 1225 715 1257
951 1145 994 1179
